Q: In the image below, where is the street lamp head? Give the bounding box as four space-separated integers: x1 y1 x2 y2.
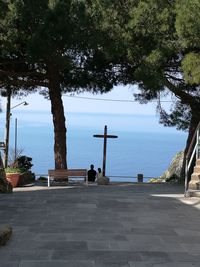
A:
11 101 29 110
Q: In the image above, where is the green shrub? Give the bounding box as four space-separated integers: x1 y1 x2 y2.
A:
165 174 179 183
16 156 33 172
5 167 23 174
149 178 165 183
37 176 47 181
7 155 33 173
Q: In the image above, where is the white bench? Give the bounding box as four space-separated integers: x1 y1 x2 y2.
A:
48 169 88 187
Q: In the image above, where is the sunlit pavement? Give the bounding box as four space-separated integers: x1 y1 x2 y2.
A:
0 183 200 267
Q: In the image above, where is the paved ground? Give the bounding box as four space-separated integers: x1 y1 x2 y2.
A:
0 183 200 267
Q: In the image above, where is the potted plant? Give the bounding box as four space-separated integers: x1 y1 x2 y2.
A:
5 155 35 188
5 167 23 188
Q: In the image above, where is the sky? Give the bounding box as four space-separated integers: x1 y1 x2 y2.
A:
0 85 186 163
0 85 173 117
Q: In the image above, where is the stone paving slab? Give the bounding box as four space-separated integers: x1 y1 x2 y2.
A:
0 183 200 266
20 260 95 267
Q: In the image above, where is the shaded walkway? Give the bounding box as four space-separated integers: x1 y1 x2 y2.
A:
0 183 200 267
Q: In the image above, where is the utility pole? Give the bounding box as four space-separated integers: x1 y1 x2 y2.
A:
4 96 28 167
4 88 11 168
14 118 17 161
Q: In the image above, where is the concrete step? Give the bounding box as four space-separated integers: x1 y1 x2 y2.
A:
191 173 200 181
188 190 200 197
196 158 200 166
194 166 200 173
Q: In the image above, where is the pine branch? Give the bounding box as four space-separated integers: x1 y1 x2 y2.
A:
163 77 199 105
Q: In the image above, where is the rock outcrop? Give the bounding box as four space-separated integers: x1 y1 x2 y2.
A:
161 151 184 182
0 153 13 193
0 224 12 246
0 178 12 193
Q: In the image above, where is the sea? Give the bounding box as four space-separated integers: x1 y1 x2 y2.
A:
0 111 187 182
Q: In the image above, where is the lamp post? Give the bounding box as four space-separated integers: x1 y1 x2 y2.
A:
10 101 28 111
4 97 28 167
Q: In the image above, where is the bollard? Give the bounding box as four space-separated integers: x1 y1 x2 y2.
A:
137 174 143 183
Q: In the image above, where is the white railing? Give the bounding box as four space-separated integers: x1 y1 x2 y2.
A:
185 122 200 196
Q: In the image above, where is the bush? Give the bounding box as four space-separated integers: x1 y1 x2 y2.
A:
37 176 47 181
149 178 165 183
5 167 23 174
16 156 33 172
165 173 179 183
7 155 33 173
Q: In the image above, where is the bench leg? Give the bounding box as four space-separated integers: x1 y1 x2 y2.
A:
48 176 50 187
86 175 88 186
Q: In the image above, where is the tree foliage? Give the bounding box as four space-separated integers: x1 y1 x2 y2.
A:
0 0 119 169
0 0 117 92
88 0 200 183
176 0 200 85
96 0 200 133
1 0 200 172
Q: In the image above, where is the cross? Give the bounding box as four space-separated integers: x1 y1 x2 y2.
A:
93 125 118 177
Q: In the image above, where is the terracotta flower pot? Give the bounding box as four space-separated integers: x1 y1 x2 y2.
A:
6 173 21 188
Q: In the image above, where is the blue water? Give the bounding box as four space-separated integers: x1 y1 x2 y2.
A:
0 111 187 181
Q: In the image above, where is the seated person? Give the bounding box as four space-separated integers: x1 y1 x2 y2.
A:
97 167 103 179
87 164 97 182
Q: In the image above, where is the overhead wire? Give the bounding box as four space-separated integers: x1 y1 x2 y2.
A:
63 94 172 103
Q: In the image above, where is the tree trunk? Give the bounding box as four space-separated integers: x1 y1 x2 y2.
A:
185 111 200 154
180 110 200 181
47 65 67 169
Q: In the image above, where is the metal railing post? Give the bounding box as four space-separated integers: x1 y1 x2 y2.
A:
185 121 200 197
185 157 189 197
197 129 200 159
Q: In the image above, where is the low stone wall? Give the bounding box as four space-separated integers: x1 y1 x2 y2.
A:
97 176 110 185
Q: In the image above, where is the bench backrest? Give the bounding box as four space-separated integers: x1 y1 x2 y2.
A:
48 169 87 178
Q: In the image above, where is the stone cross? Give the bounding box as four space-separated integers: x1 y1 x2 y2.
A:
93 125 118 176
